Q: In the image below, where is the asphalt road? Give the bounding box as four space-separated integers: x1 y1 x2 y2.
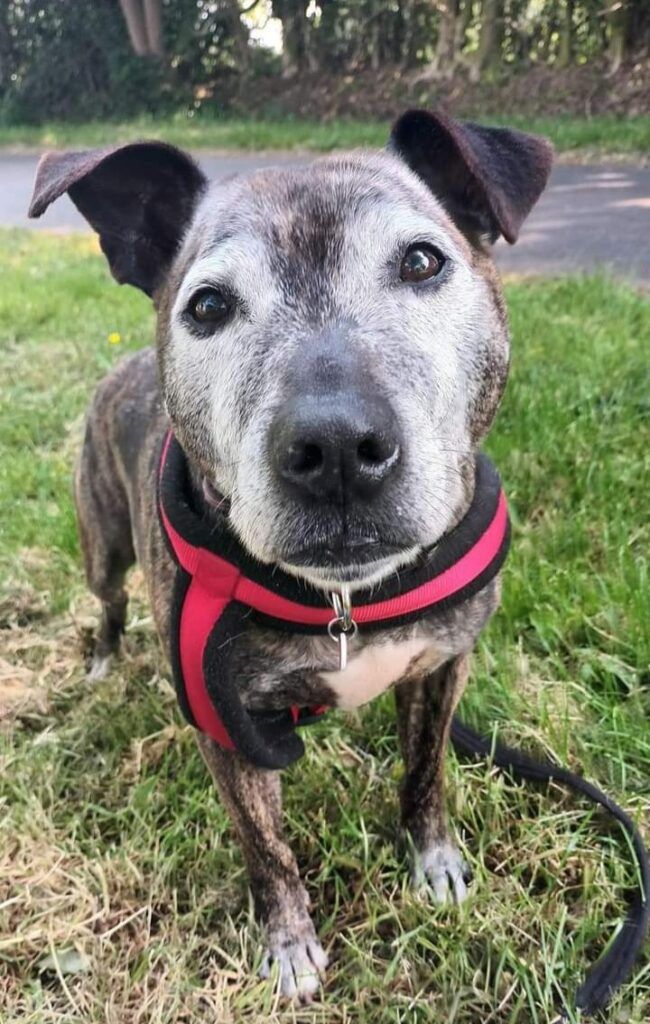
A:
2 152 649 281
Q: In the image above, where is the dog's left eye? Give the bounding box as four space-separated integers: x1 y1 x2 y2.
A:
400 245 445 283
187 287 233 328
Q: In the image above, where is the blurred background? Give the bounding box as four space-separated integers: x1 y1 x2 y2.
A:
2 0 649 277
1 0 648 139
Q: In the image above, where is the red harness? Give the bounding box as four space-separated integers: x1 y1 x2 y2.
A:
158 431 510 769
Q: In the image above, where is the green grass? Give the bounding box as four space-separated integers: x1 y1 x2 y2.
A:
0 229 649 1023
0 113 648 158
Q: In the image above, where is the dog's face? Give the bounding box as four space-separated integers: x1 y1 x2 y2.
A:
159 152 509 589
29 111 552 591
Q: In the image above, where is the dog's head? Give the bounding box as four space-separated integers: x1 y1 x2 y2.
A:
30 111 552 591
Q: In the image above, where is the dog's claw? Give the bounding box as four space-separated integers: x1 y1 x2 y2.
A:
412 839 470 905
260 931 328 1003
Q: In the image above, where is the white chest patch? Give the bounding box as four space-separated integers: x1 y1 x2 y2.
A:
319 639 442 710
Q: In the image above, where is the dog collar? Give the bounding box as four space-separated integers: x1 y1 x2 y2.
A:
158 431 510 769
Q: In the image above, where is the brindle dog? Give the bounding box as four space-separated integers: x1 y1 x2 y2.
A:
29 110 552 1001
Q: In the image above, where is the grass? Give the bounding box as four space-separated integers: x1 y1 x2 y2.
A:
0 229 649 1023
0 113 648 159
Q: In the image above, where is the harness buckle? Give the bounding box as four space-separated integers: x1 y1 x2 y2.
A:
327 587 358 671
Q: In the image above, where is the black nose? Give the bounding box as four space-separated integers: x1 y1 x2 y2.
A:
270 394 401 502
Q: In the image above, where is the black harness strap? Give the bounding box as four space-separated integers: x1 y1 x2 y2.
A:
451 717 650 1018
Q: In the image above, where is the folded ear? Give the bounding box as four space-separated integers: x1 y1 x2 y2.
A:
28 142 207 296
390 109 553 245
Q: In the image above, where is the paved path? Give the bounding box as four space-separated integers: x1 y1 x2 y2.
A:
2 152 649 281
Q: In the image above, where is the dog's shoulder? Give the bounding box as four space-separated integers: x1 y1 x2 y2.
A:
90 346 159 418
86 346 164 470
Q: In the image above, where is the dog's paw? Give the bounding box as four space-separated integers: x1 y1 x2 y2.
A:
260 926 328 1003
411 838 471 905
87 653 113 681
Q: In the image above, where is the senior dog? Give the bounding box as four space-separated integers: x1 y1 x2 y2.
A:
29 110 552 1001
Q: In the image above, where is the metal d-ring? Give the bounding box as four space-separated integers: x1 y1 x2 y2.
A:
327 587 358 671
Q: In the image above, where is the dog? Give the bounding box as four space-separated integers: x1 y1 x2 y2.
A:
29 109 552 1002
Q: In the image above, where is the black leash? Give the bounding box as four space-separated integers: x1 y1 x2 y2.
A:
451 717 650 1017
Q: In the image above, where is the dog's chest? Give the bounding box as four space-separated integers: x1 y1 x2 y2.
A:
318 638 440 709
225 583 500 714
232 620 468 712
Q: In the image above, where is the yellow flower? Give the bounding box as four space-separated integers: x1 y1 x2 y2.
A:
108 331 122 345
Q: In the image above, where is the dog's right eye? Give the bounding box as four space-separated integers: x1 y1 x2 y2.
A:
187 287 233 328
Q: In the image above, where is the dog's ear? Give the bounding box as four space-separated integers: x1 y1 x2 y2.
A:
390 109 553 245
28 142 207 296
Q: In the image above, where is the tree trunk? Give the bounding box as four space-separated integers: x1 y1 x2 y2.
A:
626 1 650 53
118 0 149 57
434 0 458 72
455 0 473 57
557 0 574 67
143 0 164 58
273 0 308 76
0 4 12 92
303 7 318 73
399 0 418 67
606 1 628 74
416 0 461 79
472 0 504 80
509 5 532 66
365 0 383 71
221 0 250 71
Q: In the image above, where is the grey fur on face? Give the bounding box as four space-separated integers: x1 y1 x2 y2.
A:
159 150 508 591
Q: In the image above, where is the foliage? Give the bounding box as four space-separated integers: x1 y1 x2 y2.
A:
0 0 649 124
1 230 649 1022
0 0 265 123
0 0 167 122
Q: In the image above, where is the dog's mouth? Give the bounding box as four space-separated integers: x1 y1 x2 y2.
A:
202 477 231 515
282 538 403 568
278 536 421 590
202 476 420 590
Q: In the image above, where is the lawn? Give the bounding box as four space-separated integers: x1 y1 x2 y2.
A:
0 230 648 1024
0 113 649 160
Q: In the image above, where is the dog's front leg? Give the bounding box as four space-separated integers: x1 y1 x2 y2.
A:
196 733 328 1001
395 654 471 904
